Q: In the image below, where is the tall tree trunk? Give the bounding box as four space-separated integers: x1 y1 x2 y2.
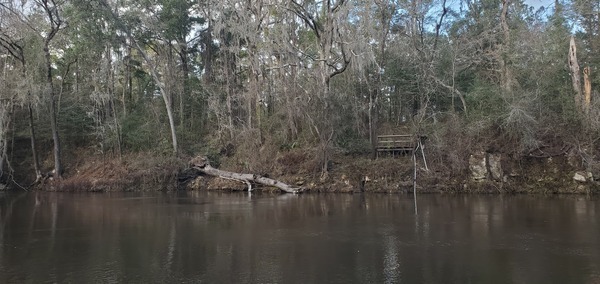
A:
37 0 64 178
19 64 42 182
106 45 122 158
0 103 9 179
569 36 583 110
179 43 189 128
28 104 42 181
369 86 378 160
226 52 235 139
250 56 262 133
584 66 592 113
125 44 132 115
44 44 63 178
499 0 513 95
162 88 179 154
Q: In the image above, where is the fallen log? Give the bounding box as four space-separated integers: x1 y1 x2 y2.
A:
189 156 303 194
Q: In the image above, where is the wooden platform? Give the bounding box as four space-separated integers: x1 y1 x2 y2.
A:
376 134 418 157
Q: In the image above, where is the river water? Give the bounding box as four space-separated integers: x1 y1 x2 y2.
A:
0 191 599 283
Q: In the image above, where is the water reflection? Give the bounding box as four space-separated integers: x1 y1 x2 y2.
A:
0 192 599 283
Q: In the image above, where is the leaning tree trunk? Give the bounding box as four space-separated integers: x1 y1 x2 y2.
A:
190 157 303 193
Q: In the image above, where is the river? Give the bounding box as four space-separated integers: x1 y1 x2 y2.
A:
0 191 599 283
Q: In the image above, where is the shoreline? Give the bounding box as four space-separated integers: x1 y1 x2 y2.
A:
14 152 598 195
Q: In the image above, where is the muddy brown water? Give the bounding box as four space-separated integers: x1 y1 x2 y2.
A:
0 191 599 283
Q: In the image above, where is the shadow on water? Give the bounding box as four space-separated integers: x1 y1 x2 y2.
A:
0 192 599 283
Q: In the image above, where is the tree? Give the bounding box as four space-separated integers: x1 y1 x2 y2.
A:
0 0 63 181
0 53 14 181
287 0 353 175
157 0 203 129
38 0 66 178
0 32 43 182
97 0 181 154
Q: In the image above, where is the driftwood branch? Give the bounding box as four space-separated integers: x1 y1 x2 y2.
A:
189 157 303 193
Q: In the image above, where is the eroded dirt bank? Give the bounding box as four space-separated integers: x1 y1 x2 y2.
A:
25 148 600 194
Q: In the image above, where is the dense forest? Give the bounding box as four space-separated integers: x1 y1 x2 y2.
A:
0 0 599 192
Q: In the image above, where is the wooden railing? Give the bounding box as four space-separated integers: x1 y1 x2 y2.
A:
376 134 418 157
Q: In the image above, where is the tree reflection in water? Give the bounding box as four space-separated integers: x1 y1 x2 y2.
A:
0 192 598 283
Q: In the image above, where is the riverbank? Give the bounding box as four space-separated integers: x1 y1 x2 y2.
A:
32 152 183 192
184 151 600 194
19 147 600 194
